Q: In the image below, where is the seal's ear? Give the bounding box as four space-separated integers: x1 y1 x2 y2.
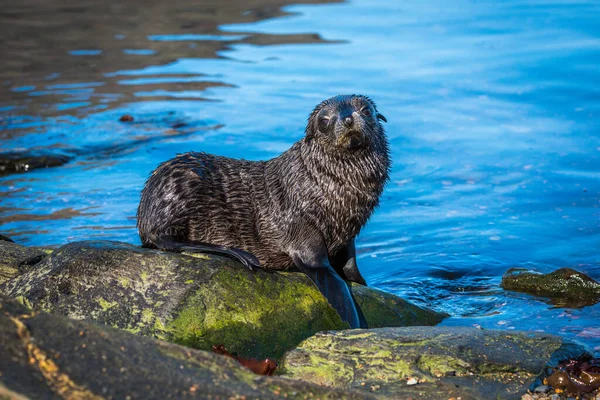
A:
305 128 315 142
305 112 317 142
377 113 387 123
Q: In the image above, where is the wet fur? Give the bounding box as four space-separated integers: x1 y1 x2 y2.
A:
137 94 390 327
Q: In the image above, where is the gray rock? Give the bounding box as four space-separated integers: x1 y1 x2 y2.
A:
0 240 49 285
0 240 446 360
279 326 594 399
0 295 372 399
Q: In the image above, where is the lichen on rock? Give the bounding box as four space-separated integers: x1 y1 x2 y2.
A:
279 326 595 399
0 241 346 359
0 295 372 399
0 240 447 361
0 239 49 285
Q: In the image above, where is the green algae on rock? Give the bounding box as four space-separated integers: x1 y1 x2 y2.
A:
166 267 347 359
0 240 446 360
0 295 373 400
501 268 600 307
0 239 48 285
279 326 595 399
0 240 345 360
349 283 448 328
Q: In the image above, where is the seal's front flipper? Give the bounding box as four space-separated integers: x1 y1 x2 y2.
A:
149 237 261 270
330 239 367 286
296 260 362 328
180 243 260 271
286 226 362 328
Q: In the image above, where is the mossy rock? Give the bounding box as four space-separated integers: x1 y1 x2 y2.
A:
349 283 447 328
0 240 445 361
0 240 346 360
279 326 594 399
0 239 49 285
501 267 600 307
0 295 372 399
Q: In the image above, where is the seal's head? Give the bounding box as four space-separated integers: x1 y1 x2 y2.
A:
306 94 387 152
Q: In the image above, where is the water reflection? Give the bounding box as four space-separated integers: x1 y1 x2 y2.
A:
1 0 599 351
0 0 334 115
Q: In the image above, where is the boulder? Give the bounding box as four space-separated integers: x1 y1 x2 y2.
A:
279 326 594 399
501 268 600 307
0 240 446 360
0 239 49 285
0 295 372 399
349 282 447 328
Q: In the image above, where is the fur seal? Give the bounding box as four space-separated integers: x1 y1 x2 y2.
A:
137 94 390 328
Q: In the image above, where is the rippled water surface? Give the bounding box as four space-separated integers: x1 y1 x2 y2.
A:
1 0 599 350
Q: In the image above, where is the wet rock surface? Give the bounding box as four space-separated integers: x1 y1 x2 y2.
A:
0 239 49 285
349 282 448 328
0 240 343 360
279 326 595 400
0 295 371 399
501 268 600 307
0 150 73 176
1 240 596 399
0 240 446 360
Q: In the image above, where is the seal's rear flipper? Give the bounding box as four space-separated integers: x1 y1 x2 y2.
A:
330 239 367 286
148 237 261 270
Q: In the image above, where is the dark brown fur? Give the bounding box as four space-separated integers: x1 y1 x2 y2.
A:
137 94 390 327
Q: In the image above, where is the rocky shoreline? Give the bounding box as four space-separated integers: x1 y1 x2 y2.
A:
1 237 598 399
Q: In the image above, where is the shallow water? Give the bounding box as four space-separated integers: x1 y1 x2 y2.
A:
1 0 599 351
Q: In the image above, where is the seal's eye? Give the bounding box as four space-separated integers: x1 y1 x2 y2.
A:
361 107 372 117
318 117 330 132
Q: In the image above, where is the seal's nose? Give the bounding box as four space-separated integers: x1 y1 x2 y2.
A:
342 115 353 128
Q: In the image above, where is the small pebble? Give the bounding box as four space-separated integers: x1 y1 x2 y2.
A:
520 394 534 400
549 395 560 400
534 385 550 393
119 115 134 122
406 377 418 386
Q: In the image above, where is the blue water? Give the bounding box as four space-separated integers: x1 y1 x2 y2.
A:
1 0 599 351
